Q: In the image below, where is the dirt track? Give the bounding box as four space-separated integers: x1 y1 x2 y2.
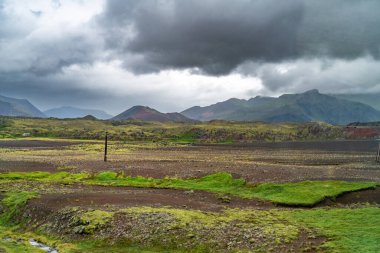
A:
28 186 275 212
26 184 380 212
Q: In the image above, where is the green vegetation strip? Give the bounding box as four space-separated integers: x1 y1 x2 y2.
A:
0 191 379 252
0 116 344 142
0 191 44 252
78 207 380 253
286 208 380 253
89 207 380 253
0 172 377 206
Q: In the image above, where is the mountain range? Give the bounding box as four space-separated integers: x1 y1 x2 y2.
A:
181 89 380 125
0 95 45 118
112 106 194 122
44 106 113 120
332 93 380 111
1 90 380 125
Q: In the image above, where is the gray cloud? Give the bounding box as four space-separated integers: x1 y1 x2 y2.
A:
100 0 304 74
0 1 103 75
237 56 380 94
1 0 380 113
0 73 118 113
100 0 380 75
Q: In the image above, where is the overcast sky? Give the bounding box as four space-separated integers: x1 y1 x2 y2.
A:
1 0 380 114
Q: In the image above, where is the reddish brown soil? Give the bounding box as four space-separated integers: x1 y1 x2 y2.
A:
29 186 274 212
62 157 377 184
197 140 379 152
26 183 380 213
345 127 380 139
277 230 325 253
0 160 54 172
1 140 379 183
0 140 82 148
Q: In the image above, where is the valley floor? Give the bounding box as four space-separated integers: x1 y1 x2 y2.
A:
0 139 379 252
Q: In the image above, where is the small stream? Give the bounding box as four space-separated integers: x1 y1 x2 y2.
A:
29 239 58 253
2 237 58 253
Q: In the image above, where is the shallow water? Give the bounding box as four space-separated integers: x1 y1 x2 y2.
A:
29 239 58 253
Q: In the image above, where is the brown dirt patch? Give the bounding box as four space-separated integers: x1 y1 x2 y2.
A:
345 127 380 139
1 140 380 183
0 160 55 172
196 140 379 152
28 186 275 212
0 140 82 148
277 230 326 253
27 183 380 213
318 187 380 207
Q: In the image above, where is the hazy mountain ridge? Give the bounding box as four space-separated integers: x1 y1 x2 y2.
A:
0 95 45 118
112 106 194 122
182 90 380 125
44 106 113 120
333 93 380 111
2 91 380 125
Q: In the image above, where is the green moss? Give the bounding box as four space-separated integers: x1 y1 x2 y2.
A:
0 237 42 253
1 191 39 224
76 210 114 234
0 206 378 253
0 172 377 206
0 171 90 184
70 240 183 253
250 181 377 206
93 171 118 181
88 172 379 206
0 191 378 253
94 207 299 252
0 191 51 252
285 208 380 253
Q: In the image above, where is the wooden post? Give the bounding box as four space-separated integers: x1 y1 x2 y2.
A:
376 142 380 163
104 131 108 162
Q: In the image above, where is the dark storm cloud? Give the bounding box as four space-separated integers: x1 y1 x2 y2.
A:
0 73 117 113
99 0 380 75
100 0 305 75
3 0 380 77
1 0 380 112
0 72 191 114
0 0 104 76
237 56 380 94
25 35 101 76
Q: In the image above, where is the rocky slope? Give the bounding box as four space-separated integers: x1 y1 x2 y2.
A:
182 90 380 125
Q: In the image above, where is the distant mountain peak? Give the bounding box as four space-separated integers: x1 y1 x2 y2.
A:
303 89 320 94
82 115 97 120
0 94 45 118
44 106 112 120
113 106 194 122
129 105 155 111
181 90 380 124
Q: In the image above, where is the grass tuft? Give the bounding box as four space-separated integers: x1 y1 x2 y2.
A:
285 207 380 253
0 171 377 206
251 181 377 206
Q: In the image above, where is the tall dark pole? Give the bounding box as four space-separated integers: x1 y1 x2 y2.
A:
104 131 108 162
376 141 380 163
